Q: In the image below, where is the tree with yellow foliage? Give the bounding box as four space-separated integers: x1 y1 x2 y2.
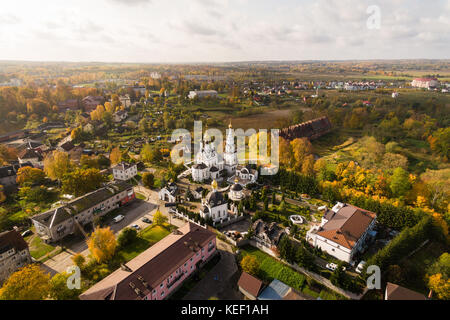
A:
428 273 450 300
43 150 72 181
87 227 117 264
0 264 51 300
153 209 168 226
109 147 121 165
290 138 313 172
240 255 260 276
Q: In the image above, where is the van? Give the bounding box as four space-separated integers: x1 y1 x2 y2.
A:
113 215 125 223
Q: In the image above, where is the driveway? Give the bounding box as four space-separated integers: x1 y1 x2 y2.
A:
182 239 242 300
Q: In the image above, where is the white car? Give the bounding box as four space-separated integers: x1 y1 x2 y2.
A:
356 261 367 273
326 263 346 271
131 224 140 230
113 215 125 223
326 263 338 271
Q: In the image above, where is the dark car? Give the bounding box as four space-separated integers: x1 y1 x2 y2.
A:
141 217 152 224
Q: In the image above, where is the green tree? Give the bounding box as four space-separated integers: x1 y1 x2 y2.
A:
61 168 107 197
153 210 168 226
117 228 138 248
49 272 81 300
389 167 411 198
142 172 154 189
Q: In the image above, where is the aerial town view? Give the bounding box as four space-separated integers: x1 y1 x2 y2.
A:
0 0 448 316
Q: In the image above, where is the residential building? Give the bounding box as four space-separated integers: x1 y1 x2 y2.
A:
0 162 33 190
119 95 131 108
113 110 128 123
306 202 377 263
17 148 44 169
82 96 105 112
0 230 32 284
385 282 427 300
411 78 439 89
199 180 228 223
237 272 264 300
112 162 137 181
79 223 217 300
57 99 80 112
31 181 135 243
252 219 286 248
188 90 218 99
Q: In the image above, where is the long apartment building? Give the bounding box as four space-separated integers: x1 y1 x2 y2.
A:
80 223 217 300
31 181 135 243
0 230 32 284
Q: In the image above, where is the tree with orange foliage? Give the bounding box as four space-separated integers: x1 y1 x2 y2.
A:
109 147 121 165
87 227 117 264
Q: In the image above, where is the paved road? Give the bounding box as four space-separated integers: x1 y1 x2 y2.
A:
41 186 185 276
183 239 242 300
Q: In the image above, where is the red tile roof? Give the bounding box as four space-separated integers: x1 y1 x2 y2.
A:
80 223 215 300
238 272 264 298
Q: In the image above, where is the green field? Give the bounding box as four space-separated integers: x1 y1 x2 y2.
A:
240 245 344 300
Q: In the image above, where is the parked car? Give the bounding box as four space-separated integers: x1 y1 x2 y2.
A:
141 217 152 224
21 230 32 237
326 263 338 271
131 224 140 230
326 263 346 271
113 215 125 223
356 261 367 273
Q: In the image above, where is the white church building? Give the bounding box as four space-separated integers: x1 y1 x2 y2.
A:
199 180 229 223
191 122 238 183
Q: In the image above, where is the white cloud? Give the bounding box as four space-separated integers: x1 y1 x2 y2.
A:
0 0 448 62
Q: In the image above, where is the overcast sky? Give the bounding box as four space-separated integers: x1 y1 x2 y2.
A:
0 0 449 62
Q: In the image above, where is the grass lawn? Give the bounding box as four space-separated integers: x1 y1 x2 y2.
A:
28 235 57 260
135 192 146 200
118 224 173 262
240 245 344 300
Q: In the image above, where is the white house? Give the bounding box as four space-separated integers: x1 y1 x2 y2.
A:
199 180 228 223
411 78 439 89
306 202 377 263
188 90 218 99
119 95 131 108
112 162 137 181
